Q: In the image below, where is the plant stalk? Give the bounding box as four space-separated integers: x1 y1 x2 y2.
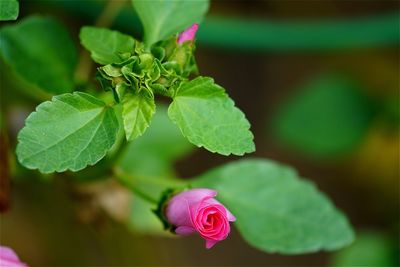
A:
114 168 158 204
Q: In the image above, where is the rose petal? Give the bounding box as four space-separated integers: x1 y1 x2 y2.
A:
204 198 236 222
0 246 28 267
205 239 218 249
175 189 217 205
0 259 28 267
175 226 196 236
0 247 19 262
165 199 192 227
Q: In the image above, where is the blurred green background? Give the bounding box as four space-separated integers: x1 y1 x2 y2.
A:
0 0 399 266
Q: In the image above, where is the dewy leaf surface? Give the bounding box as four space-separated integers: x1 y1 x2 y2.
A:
133 0 209 47
80 26 135 65
0 16 77 94
0 0 19 21
122 93 156 141
193 159 355 254
168 76 255 156
17 92 119 173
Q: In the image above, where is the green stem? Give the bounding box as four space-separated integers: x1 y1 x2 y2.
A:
114 168 158 204
107 135 128 164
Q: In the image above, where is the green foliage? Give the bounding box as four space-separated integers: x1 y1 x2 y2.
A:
16 92 119 173
133 0 209 47
80 27 136 65
14 12 256 171
119 105 193 234
0 0 19 21
271 74 375 158
193 159 354 254
122 92 155 141
5 0 357 257
331 232 395 267
80 26 253 156
168 76 255 156
0 16 77 94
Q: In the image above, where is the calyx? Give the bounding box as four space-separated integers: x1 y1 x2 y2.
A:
96 37 198 102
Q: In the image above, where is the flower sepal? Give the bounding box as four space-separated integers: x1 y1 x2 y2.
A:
153 187 190 232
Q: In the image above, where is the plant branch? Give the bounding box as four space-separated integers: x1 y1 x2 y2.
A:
113 168 158 204
107 134 128 164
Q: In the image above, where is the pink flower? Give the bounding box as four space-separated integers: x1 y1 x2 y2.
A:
177 23 199 44
165 188 236 249
0 246 28 267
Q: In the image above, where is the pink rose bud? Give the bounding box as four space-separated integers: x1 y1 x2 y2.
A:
165 188 236 249
177 23 199 44
0 246 29 267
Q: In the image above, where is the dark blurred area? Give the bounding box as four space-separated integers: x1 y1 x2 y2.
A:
1 0 399 266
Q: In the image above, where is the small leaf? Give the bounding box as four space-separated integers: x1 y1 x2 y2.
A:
271 74 375 158
0 0 19 21
80 26 135 65
0 16 77 94
133 0 209 47
16 92 119 173
122 92 156 141
168 76 255 156
193 159 355 254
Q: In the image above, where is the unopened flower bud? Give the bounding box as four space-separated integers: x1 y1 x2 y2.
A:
165 188 236 249
177 23 199 45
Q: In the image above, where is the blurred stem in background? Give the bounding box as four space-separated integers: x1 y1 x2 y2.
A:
28 0 400 51
198 13 399 51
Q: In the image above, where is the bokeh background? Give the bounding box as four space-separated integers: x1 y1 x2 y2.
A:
1 0 399 266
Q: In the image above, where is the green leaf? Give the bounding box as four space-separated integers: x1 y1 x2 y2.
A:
122 92 156 141
193 159 354 254
16 92 119 173
119 105 194 234
331 232 395 267
80 26 135 65
0 0 19 21
168 76 254 156
133 0 209 47
0 16 77 94
271 74 375 158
